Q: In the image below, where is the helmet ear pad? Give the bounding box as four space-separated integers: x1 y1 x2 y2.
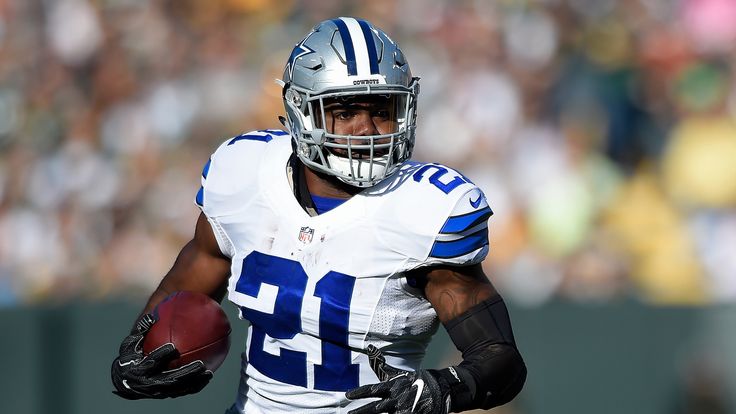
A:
283 92 316 162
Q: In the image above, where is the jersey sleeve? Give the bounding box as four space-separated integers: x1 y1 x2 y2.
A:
195 130 286 215
424 186 493 267
194 129 288 256
378 163 494 270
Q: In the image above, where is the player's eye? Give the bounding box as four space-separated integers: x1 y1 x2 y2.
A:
332 110 355 121
371 109 390 120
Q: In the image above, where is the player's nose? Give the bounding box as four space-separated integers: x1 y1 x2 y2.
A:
353 112 379 136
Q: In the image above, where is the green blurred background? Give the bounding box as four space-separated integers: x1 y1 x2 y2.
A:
1 300 730 414
2 0 736 413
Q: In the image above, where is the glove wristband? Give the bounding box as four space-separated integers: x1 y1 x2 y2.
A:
132 313 156 335
432 367 474 413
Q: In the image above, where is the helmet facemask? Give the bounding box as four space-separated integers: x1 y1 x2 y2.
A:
284 82 419 188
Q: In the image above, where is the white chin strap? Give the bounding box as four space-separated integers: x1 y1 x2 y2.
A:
325 152 389 186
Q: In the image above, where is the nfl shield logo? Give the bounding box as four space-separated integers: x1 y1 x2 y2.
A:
298 226 314 244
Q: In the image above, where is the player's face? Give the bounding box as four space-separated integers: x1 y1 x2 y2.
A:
318 95 398 159
321 96 397 136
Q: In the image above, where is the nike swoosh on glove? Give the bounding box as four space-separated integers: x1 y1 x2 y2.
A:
346 345 464 414
111 313 212 399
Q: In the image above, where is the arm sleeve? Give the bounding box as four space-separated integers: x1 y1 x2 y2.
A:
444 295 527 411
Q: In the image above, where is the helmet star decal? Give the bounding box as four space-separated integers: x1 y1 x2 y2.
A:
286 32 316 79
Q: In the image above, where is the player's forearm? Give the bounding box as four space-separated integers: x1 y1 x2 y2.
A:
140 262 229 316
451 344 526 410
443 294 527 411
143 249 230 313
138 239 206 316
141 285 174 315
139 228 230 316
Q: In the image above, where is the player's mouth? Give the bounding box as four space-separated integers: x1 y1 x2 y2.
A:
329 137 392 160
331 147 390 159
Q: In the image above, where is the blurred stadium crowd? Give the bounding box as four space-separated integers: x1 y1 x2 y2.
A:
1 0 736 307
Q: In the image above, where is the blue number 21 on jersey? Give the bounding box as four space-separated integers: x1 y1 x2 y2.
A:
234 251 359 391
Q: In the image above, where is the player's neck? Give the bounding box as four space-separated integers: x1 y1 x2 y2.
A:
303 165 360 199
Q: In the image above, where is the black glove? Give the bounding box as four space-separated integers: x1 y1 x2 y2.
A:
111 313 213 399
346 345 470 414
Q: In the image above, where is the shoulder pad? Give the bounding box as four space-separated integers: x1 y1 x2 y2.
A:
372 162 493 268
195 130 289 217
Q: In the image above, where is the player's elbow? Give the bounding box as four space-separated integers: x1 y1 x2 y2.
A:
459 343 527 410
487 345 527 407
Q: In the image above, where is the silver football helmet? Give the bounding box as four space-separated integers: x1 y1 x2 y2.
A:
281 17 420 187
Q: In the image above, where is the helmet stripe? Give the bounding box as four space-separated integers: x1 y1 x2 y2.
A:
357 19 380 74
331 18 357 75
341 18 371 76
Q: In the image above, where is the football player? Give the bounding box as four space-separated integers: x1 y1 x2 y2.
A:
112 17 526 413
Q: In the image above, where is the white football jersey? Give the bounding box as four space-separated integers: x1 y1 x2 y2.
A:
196 130 493 413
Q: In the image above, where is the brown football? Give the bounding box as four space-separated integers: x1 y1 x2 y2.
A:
143 291 231 372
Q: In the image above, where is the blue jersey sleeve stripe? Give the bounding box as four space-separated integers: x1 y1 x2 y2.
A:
228 134 273 146
332 18 357 75
440 206 493 234
357 19 380 75
201 159 211 179
195 186 204 207
262 129 289 136
429 229 488 259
